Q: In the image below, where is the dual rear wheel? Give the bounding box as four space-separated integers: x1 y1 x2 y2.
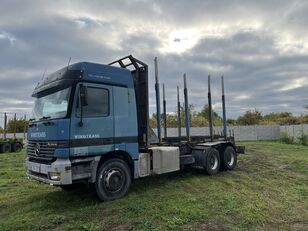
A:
204 146 237 175
220 146 237 171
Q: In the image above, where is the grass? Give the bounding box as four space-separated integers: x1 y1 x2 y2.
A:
0 141 307 231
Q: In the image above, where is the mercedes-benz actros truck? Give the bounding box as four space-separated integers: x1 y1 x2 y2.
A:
26 55 244 201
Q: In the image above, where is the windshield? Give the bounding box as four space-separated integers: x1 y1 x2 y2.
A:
32 87 71 120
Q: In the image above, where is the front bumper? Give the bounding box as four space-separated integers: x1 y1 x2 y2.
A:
25 157 72 185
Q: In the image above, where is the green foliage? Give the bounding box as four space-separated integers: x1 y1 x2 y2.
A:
279 132 295 144
150 104 221 128
6 118 29 133
150 104 308 128
297 130 308 146
279 130 308 146
237 109 262 125
297 115 308 124
263 112 297 125
227 118 237 126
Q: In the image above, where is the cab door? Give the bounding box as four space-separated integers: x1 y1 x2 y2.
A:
70 82 114 157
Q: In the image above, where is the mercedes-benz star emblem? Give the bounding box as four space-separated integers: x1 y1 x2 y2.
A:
35 143 40 156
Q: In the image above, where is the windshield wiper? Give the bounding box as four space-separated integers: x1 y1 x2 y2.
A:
39 116 51 121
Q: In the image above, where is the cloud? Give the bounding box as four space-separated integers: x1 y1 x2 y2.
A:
0 0 307 126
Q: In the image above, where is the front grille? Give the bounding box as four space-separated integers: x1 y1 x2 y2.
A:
27 141 68 164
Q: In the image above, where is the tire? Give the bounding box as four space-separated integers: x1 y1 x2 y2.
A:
221 146 237 170
1 143 11 153
95 158 131 201
13 143 22 152
204 148 220 175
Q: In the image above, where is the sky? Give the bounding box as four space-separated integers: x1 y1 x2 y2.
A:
0 0 308 125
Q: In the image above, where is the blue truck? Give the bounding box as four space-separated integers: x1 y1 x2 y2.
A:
26 55 244 201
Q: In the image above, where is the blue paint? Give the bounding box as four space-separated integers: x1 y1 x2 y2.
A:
29 61 140 164
54 148 70 158
28 119 70 141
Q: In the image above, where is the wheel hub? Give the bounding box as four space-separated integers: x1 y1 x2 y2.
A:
227 153 234 166
104 169 124 192
210 155 218 170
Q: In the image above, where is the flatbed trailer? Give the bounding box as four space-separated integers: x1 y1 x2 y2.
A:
0 112 23 153
25 55 244 201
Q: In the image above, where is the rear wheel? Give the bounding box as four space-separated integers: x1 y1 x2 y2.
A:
221 146 237 170
95 158 131 201
1 143 11 153
13 143 22 152
204 148 220 175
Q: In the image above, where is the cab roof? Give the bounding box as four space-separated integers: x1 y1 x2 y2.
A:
33 62 134 94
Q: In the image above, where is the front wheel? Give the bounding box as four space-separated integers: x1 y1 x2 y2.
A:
95 159 131 201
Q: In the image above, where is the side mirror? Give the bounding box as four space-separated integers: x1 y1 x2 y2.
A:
80 85 88 106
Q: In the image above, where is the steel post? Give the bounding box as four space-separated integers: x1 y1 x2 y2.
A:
183 74 190 142
163 84 167 140
221 76 227 139
208 75 213 142
154 57 161 144
177 86 181 143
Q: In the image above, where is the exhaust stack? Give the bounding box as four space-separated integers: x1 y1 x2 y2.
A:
177 86 181 143
163 83 167 140
154 57 161 144
221 76 227 139
208 75 214 142
183 74 191 142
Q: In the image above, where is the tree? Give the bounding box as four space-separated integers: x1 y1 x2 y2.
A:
6 118 29 133
149 113 157 129
149 103 224 128
237 109 262 125
227 119 237 126
197 104 222 126
262 112 299 125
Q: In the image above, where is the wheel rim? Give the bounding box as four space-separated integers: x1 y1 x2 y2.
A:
209 154 218 170
103 168 125 193
227 152 234 166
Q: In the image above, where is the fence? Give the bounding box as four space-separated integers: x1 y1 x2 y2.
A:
157 124 308 141
1 124 308 141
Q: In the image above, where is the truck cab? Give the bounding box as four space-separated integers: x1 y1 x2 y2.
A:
26 56 149 200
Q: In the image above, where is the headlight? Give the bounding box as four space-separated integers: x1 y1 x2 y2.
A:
49 172 61 181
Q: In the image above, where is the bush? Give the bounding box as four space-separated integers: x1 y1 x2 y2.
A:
298 130 308 146
279 132 295 144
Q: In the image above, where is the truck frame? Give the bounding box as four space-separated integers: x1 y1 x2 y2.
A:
26 55 244 201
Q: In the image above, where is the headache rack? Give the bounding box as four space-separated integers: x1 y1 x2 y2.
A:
109 55 149 149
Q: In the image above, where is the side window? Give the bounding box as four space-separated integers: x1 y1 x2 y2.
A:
77 87 109 117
